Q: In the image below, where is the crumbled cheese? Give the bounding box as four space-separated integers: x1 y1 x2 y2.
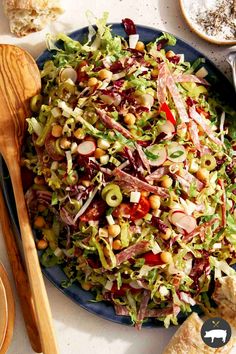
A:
130 191 141 203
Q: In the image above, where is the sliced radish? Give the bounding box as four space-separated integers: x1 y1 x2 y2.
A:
77 140 96 156
60 67 77 83
145 145 167 166
159 121 175 139
141 94 154 110
129 34 139 49
100 93 121 106
167 143 186 163
170 211 196 234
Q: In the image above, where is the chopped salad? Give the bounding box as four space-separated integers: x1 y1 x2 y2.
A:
22 14 236 329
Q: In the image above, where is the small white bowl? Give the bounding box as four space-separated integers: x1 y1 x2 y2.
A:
179 0 236 45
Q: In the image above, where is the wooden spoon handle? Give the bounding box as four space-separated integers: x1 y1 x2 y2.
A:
7 159 59 354
0 187 42 353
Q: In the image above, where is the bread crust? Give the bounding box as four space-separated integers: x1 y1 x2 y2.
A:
162 312 235 354
3 0 61 12
3 0 63 36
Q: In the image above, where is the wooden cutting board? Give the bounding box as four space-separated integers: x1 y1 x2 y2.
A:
0 263 14 354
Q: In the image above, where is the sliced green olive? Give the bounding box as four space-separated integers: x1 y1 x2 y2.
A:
64 198 82 214
105 189 123 207
66 171 78 185
58 82 75 98
201 154 216 171
30 94 43 112
101 183 120 200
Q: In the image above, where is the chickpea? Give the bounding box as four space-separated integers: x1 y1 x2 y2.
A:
81 179 91 187
160 228 172 241
74 128 86 140
124 113 136 126
149 195 161 210
151 68 159 78
108 224 121 238
81 282 92 291
34 216 46 229
112 239 122 250
94 148 106 159
34 176 45 185
135 41 145 51
160 251 172 264
37 239 48 250
98 69 112 81
161 175 173 189
51 124 63 138
196 168 209 183
60 137 71 149
87 77 98 87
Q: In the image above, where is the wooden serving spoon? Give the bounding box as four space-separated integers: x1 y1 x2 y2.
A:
0 263 14 354
0 186 41 352
0 277 7 352
0 44 59 354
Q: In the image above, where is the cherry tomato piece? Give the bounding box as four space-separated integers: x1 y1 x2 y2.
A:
130 196 150 221
142 252 163 266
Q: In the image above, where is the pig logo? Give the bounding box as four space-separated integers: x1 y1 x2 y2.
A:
201 317 231 348
204 329 227 343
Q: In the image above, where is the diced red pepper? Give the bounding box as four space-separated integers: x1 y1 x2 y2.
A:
160 102 176 125
142 252 163 266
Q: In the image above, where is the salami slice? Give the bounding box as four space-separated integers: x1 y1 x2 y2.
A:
183 218 219 242
188 121 202 152
218 179 226 227
174 73 209 86
114 168 169 197
135 143 151 173
166 73 190 123
135 290 151 330
146 166 169 181
157 62 167 105
116 240 150 266
189 106 223 146
96 108 133 139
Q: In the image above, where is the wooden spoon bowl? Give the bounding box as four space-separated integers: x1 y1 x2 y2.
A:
0 276 7 352
0 44 58 354
0 263 14 354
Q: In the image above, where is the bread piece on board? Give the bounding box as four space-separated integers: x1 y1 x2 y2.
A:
213 275 236 328
3 0 63 37
162 312 235 354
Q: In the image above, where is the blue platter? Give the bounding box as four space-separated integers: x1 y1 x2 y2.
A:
0 24 235 327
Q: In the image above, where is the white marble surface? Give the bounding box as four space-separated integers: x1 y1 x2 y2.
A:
0 1 235 353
